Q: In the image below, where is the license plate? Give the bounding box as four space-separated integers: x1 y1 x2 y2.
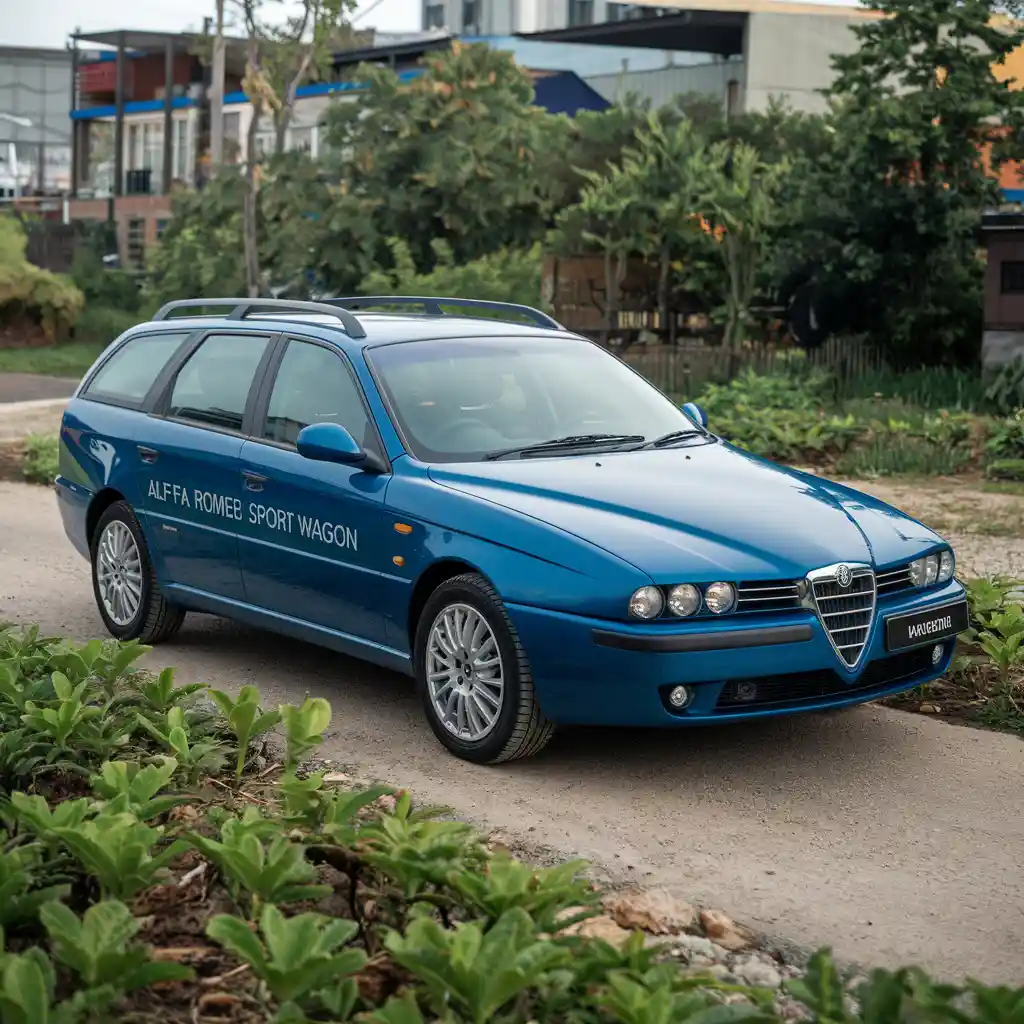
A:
885 601 969 652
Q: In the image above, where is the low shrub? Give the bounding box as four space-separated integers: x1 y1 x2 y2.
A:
0 217 84 340
72 305 139 348
0 624 1019 1022
21 435 59 485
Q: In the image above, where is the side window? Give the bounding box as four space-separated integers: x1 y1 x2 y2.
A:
263 339 373 450
168 333 270 432
83 332 190 405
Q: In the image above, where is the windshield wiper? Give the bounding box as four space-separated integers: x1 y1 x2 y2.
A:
638 428 706 450
483 433 645 461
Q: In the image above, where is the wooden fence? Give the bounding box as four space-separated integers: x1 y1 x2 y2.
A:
618 336 888 396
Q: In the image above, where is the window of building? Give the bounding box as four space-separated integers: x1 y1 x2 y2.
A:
1001 260 1024 294
289 125 314 153
425 1 446 27
173 119 189 181
224 111 241 165
462 0 478 31
156 219 169 240
263 340 372 450
126 217 146 269
569 0 594 25
606 2 628 20
84 333 191 406
169 334 271 432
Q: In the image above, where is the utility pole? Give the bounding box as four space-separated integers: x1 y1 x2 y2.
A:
210 0 226 168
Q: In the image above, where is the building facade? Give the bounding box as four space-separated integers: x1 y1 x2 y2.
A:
0 46 73 197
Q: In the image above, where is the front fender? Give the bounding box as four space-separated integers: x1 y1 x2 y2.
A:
381 461 651 652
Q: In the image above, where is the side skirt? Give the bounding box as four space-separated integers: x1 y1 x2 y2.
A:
165 583 413 676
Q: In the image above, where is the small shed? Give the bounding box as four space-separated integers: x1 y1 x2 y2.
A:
982 210 1024 370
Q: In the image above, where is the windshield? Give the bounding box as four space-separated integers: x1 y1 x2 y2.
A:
367 335 707 463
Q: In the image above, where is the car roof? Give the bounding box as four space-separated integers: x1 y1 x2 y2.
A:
133 302 581 354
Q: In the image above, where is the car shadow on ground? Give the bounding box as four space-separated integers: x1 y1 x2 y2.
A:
164 613 921 802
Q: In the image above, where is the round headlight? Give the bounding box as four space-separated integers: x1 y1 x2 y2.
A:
938 549 955 583
629 586 664 620
924 554 939 585
705 581 737 615
667 584 701 617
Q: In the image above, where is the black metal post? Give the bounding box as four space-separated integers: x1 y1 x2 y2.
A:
69 35 79 198
114 31 125 197
163 38 174 192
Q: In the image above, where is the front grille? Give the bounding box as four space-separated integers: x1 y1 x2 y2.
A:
876 564 913 598
810 566 876 668
715 645 936 712
736 580 802 612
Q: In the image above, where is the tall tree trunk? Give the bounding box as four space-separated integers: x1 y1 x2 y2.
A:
244 96 262 297
657 242 670 344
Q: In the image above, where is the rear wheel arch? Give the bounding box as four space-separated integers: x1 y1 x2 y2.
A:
86 488 127 547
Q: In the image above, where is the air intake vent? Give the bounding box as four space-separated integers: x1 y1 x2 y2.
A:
808 564 876 669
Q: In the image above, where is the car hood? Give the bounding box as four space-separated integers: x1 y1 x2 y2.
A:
426 441 942 581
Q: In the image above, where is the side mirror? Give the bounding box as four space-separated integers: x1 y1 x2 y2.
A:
296 422 366 465
681 401 708 430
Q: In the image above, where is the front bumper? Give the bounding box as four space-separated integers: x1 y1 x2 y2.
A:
506 579 967 726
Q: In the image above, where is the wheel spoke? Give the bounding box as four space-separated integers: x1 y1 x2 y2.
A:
426 601 505 742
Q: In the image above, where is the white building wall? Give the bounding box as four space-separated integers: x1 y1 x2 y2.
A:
742 9 861 113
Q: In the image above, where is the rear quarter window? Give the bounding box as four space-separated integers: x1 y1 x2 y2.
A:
83 332 191 406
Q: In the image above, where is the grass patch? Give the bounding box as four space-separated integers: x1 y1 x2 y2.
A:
0 340 106 377
22 434 59 485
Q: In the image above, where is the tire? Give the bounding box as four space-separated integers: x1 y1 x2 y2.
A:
414 572 554 764
90 500 185 644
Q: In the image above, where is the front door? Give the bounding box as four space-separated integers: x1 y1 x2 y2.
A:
139 330 275 601
238 336 394 646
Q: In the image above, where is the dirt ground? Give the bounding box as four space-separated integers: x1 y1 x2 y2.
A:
830 476 1024 578
2 480 1023 984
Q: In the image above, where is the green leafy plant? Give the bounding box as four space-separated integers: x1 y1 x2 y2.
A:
599 969 774 1024
89 758 187 820
129 666 208 715
48 809 187 901
0 836 70 930
359 792 482 898
40 900 193 991
209 685 281 780
280 697 331 771
385 908 570 1024
136 705 228 783
0 938 109 1024
206 903 364 1008
187 812 330 914
449 854 598 932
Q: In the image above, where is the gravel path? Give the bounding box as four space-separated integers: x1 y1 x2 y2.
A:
2 481 1023 983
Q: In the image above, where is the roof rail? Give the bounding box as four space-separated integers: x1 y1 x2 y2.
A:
324 295 564 331
151 298 368 339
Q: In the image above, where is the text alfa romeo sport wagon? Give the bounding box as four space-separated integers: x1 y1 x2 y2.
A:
55 297 970 763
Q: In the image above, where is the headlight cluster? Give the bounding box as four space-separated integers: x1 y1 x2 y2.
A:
909 549 955 588
629 581 737 620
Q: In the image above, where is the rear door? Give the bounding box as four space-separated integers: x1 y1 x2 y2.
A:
237 335 394 646
137 330 277 601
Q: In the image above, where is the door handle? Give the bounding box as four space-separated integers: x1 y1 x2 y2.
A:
243 470 267 492
138 446 159 464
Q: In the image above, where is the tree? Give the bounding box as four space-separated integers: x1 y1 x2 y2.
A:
317 43 561 283
781 0 1024 365
702 142 788 359
233 0 355 295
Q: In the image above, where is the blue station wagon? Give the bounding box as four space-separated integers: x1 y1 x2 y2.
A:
55 297 970 763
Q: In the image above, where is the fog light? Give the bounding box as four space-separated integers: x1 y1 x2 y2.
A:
667 685 692 709
932 644 944 666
